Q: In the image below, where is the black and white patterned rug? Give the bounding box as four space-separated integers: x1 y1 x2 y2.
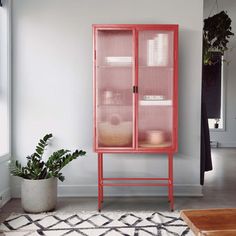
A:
0 211 194 236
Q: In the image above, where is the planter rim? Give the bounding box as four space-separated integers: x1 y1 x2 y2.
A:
21 177 57 182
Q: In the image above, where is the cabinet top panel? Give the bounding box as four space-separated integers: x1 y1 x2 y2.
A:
93 24 178 31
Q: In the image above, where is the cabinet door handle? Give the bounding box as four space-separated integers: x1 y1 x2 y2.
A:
133 86 138 93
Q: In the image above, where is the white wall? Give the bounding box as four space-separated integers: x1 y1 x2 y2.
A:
0 157 11 207
204 0 236 147
12 0 203 197
0 0 11 207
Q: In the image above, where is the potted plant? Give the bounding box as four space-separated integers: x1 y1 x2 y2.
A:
203 11 234 66
10 133 86 213
214 119 220 129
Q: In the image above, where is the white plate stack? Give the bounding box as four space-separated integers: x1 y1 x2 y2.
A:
147 34 169 66
105 56 132 66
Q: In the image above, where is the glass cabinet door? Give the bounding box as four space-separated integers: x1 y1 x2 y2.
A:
95 29 134 149
137 30 174 149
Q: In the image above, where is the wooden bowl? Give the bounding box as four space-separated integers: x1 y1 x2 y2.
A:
98 121 132 146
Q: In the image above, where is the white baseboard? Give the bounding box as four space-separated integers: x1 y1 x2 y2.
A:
12 184 203 198
218 142 236 148
57 184 203 197
0 188 11 208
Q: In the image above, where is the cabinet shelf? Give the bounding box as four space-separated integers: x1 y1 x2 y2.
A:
139 65 173 70
97 104 132 108
138 141 172 148
97 65 132 69
97 65 173 69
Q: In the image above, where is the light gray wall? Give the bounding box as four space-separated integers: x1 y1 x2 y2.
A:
204 0 236 147
11 0 203 197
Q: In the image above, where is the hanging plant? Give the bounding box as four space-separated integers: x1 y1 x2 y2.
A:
203 11 234 65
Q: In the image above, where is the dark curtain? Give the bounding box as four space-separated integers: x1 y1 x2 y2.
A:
200 52 221 184
201 82 213 185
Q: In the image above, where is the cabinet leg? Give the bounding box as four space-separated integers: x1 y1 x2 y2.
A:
98 153 103 212
101 154 104 203
168 153 174 211
168 181 171 203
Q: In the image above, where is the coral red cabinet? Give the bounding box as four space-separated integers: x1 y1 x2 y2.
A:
93 24 178 211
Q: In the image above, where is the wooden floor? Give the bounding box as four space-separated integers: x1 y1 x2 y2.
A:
1 148 236 224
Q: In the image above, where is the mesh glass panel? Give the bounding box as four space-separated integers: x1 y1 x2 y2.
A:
96 30 134 148
138 30 174 148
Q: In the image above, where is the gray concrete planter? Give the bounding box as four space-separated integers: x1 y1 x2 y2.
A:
21 177 57 213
